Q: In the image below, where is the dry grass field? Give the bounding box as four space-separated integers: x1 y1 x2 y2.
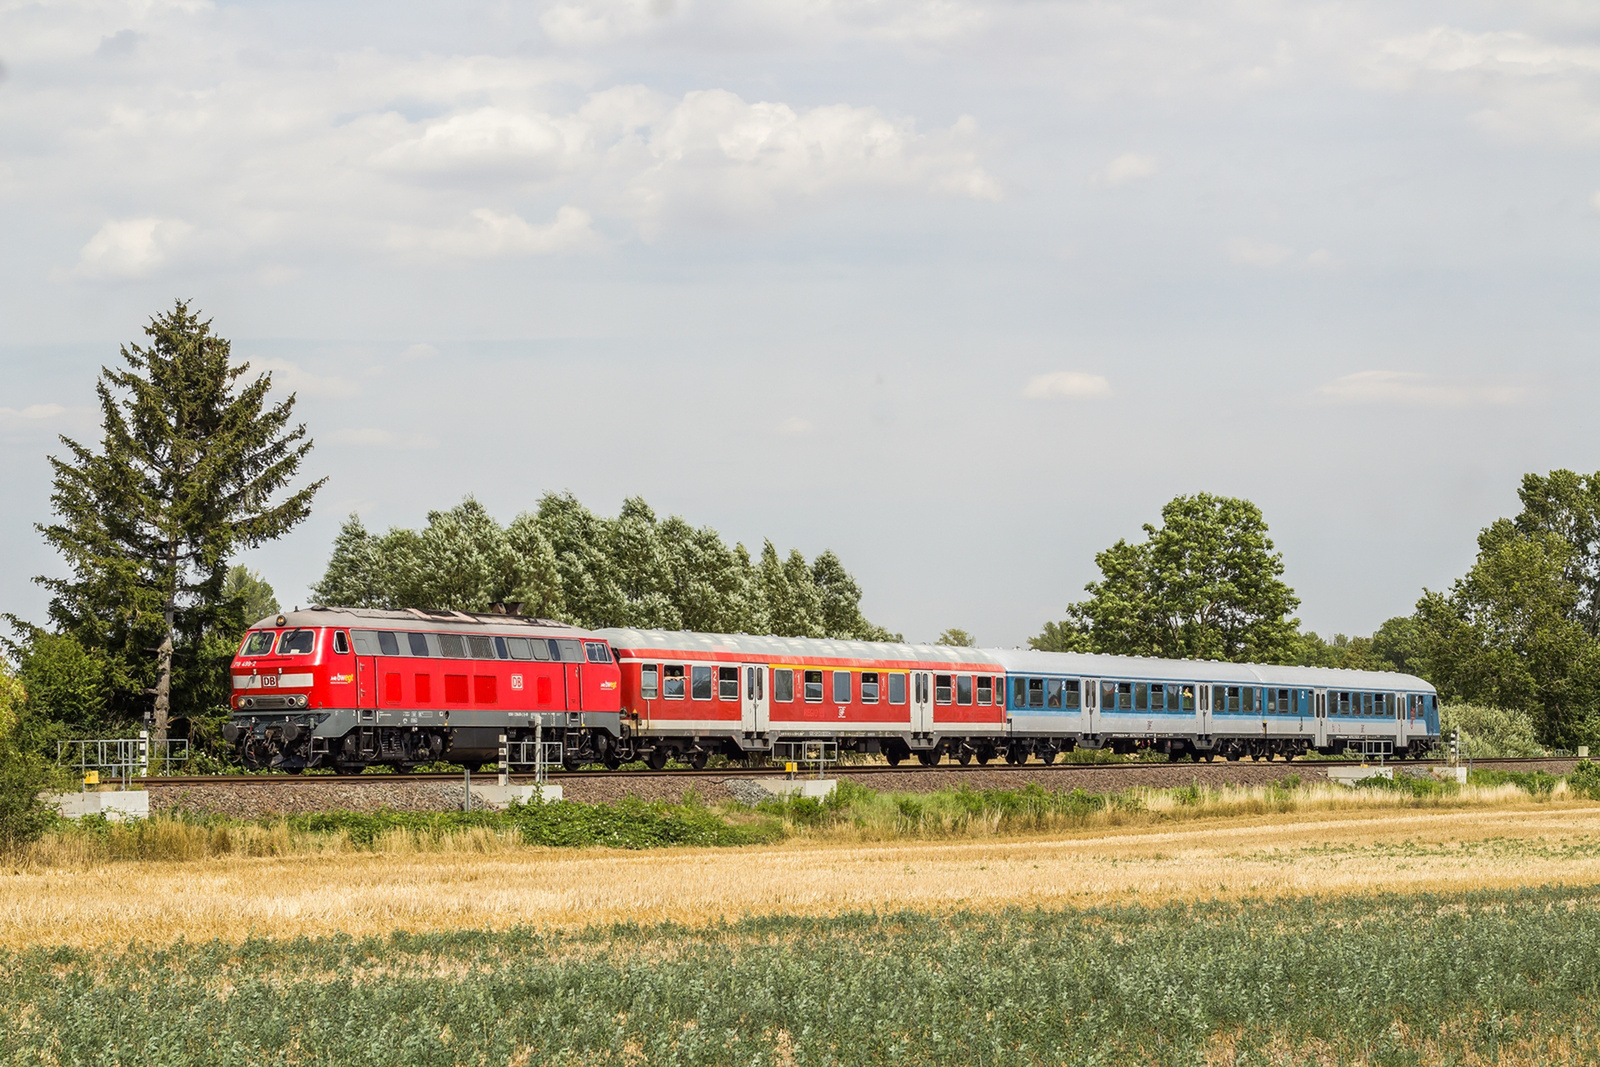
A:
8 796 1600 950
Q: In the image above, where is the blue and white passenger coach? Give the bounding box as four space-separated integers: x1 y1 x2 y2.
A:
993 650 1438 761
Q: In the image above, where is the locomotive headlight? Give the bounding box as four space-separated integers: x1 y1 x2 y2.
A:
242 697 255 709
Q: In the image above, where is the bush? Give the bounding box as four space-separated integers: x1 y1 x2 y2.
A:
1569 760 1600 800
0 743 52 854
1439 702 1544 758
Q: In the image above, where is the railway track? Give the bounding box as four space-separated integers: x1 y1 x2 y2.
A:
137 755 1576 788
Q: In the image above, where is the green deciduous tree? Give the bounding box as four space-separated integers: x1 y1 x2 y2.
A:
1033 493 1300 662
309 493 891 639
223 565 280 626
936 628 976 647
35 302 323 741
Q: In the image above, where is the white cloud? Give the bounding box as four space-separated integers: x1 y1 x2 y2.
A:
1370 28 1600 143
1094 152 1157 187
0 403 67 420
539 0 984 48
374 107 588 179
1023 372 1111 400
1317 371 1528 408
249 357 360 399
390 206 602 259
777 416 814 435
70 217 192 279
1226 237 1293 267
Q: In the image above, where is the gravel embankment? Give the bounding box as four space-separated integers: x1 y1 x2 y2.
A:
147 758 1579 819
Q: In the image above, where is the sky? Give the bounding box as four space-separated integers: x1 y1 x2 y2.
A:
3 0 1600 647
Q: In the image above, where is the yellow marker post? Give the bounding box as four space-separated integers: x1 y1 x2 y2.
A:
84 770 99 787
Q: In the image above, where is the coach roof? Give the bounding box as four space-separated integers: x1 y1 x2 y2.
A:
596 628 1003 666
991 648 1435 692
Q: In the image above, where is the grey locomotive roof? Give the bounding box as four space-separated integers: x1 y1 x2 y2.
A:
595 628 1001 666
989 648 1434 692
250 606 580 633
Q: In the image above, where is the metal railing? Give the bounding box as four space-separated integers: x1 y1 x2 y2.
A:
57 734 190 790
773 739 838 779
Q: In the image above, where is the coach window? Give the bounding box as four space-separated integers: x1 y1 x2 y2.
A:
719 666 739 701
1181 685 1195 712
505 638 533 661
1013 678 1028 707
804 670 824 702
774 669 795 702
1115 682 1132 711
1099 681 1115 711
663 665 686 699
1337 692 1350 715
1241 687 1255 714
333 631 350 655
587 643 613 664
956 675 974 705
888 672 907 704
1065 681 1082 710
861 672 880 704
278 630 315 655
935 674 953 704
1134 683 1148 712
976 677 992 705
440 634 467 659
834 671 853 704
691 666 714 700
1150 685 1166 712
642 665 660 700
1027 678 1045 708
1046 679 1063 709
1365 693 1375 717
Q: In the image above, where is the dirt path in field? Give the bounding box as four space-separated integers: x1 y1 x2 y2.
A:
6 802 1600 949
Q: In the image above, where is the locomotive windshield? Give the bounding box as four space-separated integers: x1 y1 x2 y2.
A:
240 631 274 656
277 630 315 655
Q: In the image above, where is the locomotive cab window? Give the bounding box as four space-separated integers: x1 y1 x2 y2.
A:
555 639 584 662
804 670 824 702
241 631 275 656
277 630 314 655
888 673 907 704
956 675 973 705
861 672 880 704
834 671 852 704
586 643 612 664
719 666 739 701
663 665 686 699
332 631 350 655
977 677 992 705
691 666 714 700
774 669 795 702
642 665 659 700
935 675 953 704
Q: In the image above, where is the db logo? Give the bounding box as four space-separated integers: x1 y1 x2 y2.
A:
511 675 524 690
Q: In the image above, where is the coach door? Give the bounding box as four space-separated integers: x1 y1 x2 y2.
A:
1313 689 1329 747
912 672 933 734
742 665 769 734
1083 678 1098 737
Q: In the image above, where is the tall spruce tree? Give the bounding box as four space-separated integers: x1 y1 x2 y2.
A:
38 301 323 741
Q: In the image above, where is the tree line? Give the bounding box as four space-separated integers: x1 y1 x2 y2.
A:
1030 478 1600 747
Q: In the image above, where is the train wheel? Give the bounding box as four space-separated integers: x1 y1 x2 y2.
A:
976 749 992 765
957 749 972 765
334 761 367 775
646 749 669 771
602 753 622 770
1040 748 1057 766
284 766 303 775
394 764 413 775
563 755 582 772
885 750 903 767
690 751 709 771
1204 752 1215 762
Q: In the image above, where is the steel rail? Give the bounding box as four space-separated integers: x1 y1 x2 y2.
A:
136 755 1576 788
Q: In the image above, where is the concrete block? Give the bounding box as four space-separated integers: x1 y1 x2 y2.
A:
46 790 150 821
1327 766 1394 787
1430 766 1468 784
467 783 562 810
735 778 837 800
